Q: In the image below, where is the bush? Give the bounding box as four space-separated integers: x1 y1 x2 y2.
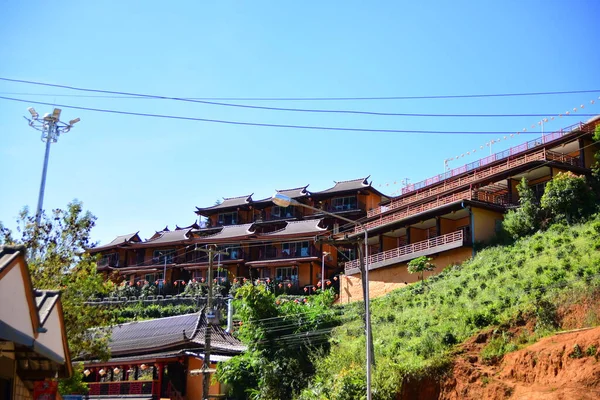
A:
541 172 596 224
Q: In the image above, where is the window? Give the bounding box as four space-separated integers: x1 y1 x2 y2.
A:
338 248 356 262
531 181 547 201
153 249 175 264
276 267 298 282
216 246 241 260
99 253 119 267
282 241 310 257
218 212 238 226
272 205 294 218
145 272 163 284
332 196 357 211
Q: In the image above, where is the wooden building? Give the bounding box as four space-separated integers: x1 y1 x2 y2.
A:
88 178 387 295
338 117 600 302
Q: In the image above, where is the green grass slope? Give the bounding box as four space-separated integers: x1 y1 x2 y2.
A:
299 217 600 400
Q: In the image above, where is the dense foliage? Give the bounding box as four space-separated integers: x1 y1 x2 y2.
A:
503 177 540 239
217 284 341 399
541 171 596 224
407 256 435 285
0 201 113 360
301 216 600 399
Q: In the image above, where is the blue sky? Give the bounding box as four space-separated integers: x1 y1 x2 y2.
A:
1 0 599 245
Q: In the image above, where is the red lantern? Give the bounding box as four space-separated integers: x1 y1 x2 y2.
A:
201 277 205 283
214 279 217 283
287 283 292 288
317 281 322 287
137 281 141 286
155 280 158 285
129 282 133 286
334 276 338 281
233 278 238 283
303 298 308 303
304 287 308 292
294 299 299 304
182 281 186 285
326 280 331 286
174 282 178 286
266 278 270 283
192 279 196 283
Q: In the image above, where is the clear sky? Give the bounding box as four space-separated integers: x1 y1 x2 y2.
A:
1 0 599 245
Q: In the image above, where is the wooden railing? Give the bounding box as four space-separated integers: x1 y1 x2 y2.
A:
368 148 579 218
345 230 464 272
358 189 473 233
88 380 158 397
399 121 584 196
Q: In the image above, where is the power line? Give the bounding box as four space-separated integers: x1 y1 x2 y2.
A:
0 96 556 135
0 78 597 118
2 78 599 101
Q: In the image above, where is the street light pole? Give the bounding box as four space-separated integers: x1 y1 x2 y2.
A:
271 193 373 400
24 107 80 226
321 251 330 291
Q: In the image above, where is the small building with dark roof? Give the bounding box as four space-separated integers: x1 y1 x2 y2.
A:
80 311 244 399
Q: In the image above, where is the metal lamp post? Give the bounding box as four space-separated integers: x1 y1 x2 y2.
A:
321 251 330 291
271 192 373 400
24 107 80 226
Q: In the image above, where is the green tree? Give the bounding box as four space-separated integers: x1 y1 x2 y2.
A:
407 256 435 285
0 201 113 361
217 284 339 399
541 172 596 224
502 177 541 239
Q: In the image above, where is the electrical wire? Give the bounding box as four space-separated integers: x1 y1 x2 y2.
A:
1 95 550 135
2 77 599 101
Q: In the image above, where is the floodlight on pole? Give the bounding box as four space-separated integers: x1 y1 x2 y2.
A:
271 192 373 400
24 107 80 226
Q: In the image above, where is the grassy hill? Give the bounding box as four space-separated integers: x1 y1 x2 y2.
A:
298 216 600 400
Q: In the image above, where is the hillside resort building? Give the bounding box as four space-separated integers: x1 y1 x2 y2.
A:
90 117 599 304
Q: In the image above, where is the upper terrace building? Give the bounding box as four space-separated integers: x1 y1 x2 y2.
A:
338 117 600 302
89 178 386 294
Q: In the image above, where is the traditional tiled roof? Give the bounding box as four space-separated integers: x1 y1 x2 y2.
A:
89 232 141 253
136 228 193 246
195 194 253 215
253 185 310 206
106 312 244 357
176 222 200 230
198 223 256 242
311 176 372 196
258 219 328 238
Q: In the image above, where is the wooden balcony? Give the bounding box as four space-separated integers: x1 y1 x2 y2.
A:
359 189 473 233
345 230 465 274
88 380 159 398
367 148 579 219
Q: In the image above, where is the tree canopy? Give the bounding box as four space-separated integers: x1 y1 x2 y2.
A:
0 201 112 361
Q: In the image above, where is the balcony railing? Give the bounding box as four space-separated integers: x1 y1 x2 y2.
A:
359 189 472 233
368 148 579 218
345 230 464 273
398 121 584 196
88 380 158 397
257 245 319 261
310 201 366 215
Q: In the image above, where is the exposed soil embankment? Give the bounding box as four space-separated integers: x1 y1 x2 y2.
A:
401 299 600 400
439 327 600 400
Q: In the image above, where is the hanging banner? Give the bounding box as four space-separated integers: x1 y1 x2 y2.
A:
33 380 58 400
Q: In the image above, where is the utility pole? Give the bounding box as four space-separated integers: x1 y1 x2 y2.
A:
194 245 228 400
24 108 80 226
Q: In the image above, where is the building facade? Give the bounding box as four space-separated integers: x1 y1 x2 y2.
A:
89 178 386 296
338 117 600 302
